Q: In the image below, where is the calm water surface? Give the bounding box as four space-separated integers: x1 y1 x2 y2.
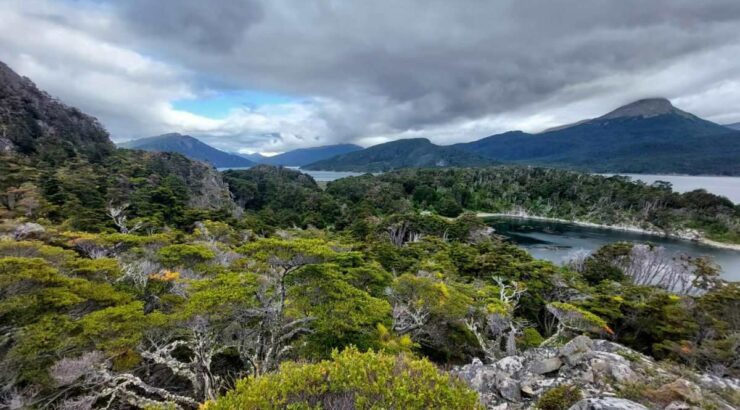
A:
218 166 368 182
488 217 740 281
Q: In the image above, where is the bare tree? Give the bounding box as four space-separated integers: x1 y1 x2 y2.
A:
140 317 224 402
49 351 198 409
540 302 611 347
465 277 527 361
107 202 142 234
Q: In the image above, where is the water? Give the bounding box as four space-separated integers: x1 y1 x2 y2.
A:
217 166 369 182
292 168 369 182
600 174 740 203
487 217 740 281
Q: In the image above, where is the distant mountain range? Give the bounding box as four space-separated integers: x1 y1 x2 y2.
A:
302 138 492 172
115 98 740 175
450 98 740 175
238 144 362 167
726 122 740 131
304 98 740 175
120 133 255 168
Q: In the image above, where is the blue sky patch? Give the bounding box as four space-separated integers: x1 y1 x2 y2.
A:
173 90 296 119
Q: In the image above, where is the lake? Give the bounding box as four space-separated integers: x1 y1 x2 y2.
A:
218 167 368 182
600 174 740 203
487 217 740 281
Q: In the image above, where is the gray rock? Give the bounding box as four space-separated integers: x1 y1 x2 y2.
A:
531 357 563 374
560 335 594 366
496 376 521 402
495 355 524 376
590 352 636 384
568 397 649 410
663 401 691 410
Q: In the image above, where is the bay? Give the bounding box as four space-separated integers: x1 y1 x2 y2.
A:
487 217 740 281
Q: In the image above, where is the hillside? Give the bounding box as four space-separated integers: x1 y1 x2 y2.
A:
726 122 740 131
303 138 492 171
0 61 115 163
454 98 740 175
0 61 235 231
120 133 254 168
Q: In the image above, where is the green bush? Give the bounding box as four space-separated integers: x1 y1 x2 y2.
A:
536 384 582 410
205 347 482 409
157 243 215 266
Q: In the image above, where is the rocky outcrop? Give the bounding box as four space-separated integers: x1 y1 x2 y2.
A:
0 61 114 161
453 336 739 410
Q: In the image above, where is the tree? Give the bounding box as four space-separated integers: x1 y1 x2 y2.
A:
541 302 612 346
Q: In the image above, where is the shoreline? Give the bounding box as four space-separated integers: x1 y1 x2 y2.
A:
475 212 740 252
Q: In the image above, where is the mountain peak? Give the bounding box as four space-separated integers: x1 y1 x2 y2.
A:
600 98 693 120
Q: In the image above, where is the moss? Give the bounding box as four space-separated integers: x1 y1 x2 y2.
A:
536 384 583 410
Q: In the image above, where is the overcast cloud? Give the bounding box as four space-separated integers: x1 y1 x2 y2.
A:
2 0 740 154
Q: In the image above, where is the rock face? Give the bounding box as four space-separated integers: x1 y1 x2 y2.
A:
452 337 740 410
0 61 114 161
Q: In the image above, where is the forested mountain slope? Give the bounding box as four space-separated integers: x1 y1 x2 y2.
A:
0 61 235 231
454 98 740 175
303 138 493 171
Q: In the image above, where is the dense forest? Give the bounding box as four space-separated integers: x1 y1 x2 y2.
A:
1 61 739 409
2 162 739 409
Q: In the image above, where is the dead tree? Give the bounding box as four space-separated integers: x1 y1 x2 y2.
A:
49 351 198 409
107 202 142 234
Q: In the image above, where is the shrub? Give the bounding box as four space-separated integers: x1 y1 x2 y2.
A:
157 244 215 267
205 347 482 409
536 384 582 410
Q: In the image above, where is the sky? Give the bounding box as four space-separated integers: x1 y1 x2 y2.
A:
2 0 740 155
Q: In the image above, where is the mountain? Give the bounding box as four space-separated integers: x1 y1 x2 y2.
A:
303 138 493 172
0 61 115 162
261 144 363 167
235 152 269 163
120 133 254 168
725 122 740 131
0 61 235 229
454 98 740 175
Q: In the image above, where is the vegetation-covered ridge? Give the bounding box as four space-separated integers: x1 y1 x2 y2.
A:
222 165 739 245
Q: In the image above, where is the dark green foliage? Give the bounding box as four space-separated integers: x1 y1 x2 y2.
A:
223 165 340 228
581 242 632 285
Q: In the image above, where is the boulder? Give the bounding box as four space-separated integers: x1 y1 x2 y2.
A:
496 376 521 402
560 335 594 366
531 357 563 375
568 397 649 410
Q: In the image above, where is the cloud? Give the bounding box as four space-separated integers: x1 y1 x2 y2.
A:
2 0 740 153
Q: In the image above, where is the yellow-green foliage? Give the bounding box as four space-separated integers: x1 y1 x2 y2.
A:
548 302 611 333
205 347 482 410
536 384 582 410
157 243 216 266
